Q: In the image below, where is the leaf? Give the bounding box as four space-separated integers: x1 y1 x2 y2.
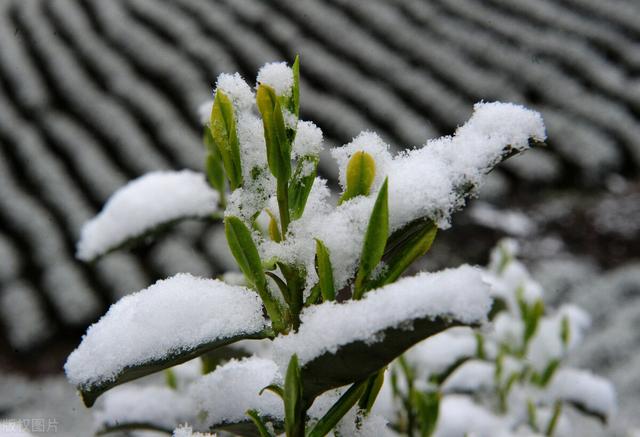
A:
204 128 226 197
339 151 376 204
284 354 304 437
225 216 285 331
300 315 470 403
353 178 389 300
265 209 282 243
259 384 285 401
65 275 273 407
358 368 386 413
413 390 439 437
315 239 336 301
291 55 300 118
210 89 243 189
307 379 369 437
165 368 177 390
256 84 291 182
373 219 437 288
289 156 318 220
246 410 277 437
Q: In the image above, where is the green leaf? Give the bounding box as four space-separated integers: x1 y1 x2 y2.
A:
78 330 271 408
292 55 300 118
545 400 563 435
373 219 437 288
358 368 386 413
246 410 277 437
413 390 439 437
225 216 285 331
560 315 570 348
256 84 291 182
165 368 177 390
307 379 369 437
260 384 285 401
289 156 318 220
204 128 226 197
304 283 322 307
315 239 336 302
265 209 282 243
353 178 389 300
210 89 243 189
300 314 470 403
284 354 304 437
339 151 376 204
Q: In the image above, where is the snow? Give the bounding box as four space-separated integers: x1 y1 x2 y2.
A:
65 274 268 389
236 112 269 181
76 170 219 261
273 265 491 369
434 395 507 437
441 360 494 394
546 368 616 420
293 120 324 158
256 62 294 96
263 102 544 291
95 385 194 432
173 424 216 437
215 72 254 113
404 328 477 378
189 357 283 426
197 100 213 125
469 202 536 236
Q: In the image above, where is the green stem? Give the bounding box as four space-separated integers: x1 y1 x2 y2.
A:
277 178 290 238
545 401 562 436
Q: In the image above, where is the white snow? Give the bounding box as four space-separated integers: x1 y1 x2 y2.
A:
76 170 219 261
215 72 254 113
65 274 268 389
273 265 491 369
95 385 195 432
198 100 213 125
293 120 323 158
256 62 294 96
173 424 216 437
469 202 536 236
189 357 283 426
236 112 269 180
404 328 477 378
263 102 544 291
434 395 508 437
546 368 616 420
441 360 494 394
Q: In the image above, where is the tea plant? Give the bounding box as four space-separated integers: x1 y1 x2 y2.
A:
65 58 548 436
384 240 615 436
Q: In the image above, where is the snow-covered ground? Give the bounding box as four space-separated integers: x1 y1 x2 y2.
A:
0 0 639 435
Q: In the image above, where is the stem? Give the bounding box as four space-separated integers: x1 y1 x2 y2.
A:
545 401 562 436
277 178 290 238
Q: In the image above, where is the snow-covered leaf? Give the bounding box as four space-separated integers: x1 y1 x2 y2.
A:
273 265 492 401
65 274 271 407
76 170 219 261
210 89 243 189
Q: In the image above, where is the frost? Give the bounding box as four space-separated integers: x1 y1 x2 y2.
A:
65 274 268 389
256 62 294 96
76 170 219 261
273 265 491 369
189 357 283 426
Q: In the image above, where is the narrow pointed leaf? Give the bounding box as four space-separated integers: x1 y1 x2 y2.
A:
339 151 376 204
246 410 277 437
413 391 439 437
284 354 304 437
315 239 335 302
259 384 285 401
225 216 284 330
204 129 226 196
353 178 389 299
291 55 300 118
358 368 386 413
373 219 437 288
265 209 282 242
257 84 291 181
307 380 368 437
210 89 243 189
64 274 271 407
289 156 318 220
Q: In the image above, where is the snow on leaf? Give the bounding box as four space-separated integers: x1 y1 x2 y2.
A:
273 265 492 401
76 170 219 261
64 274 271 407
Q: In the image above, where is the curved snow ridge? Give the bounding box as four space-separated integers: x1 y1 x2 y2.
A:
76 170 219 261
273 265 492 369
546 368 617 420
64 274 268 388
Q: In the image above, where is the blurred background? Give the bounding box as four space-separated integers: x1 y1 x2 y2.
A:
0 0 639 435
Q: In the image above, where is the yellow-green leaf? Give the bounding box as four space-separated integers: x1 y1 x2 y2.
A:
339 151 376 204
210 90 242 189
315 239 336 302
284 354 304 437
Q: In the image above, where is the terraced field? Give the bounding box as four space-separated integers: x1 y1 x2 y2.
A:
0 0 639 434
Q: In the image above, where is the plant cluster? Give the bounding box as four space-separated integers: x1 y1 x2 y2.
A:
64 58 580 436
